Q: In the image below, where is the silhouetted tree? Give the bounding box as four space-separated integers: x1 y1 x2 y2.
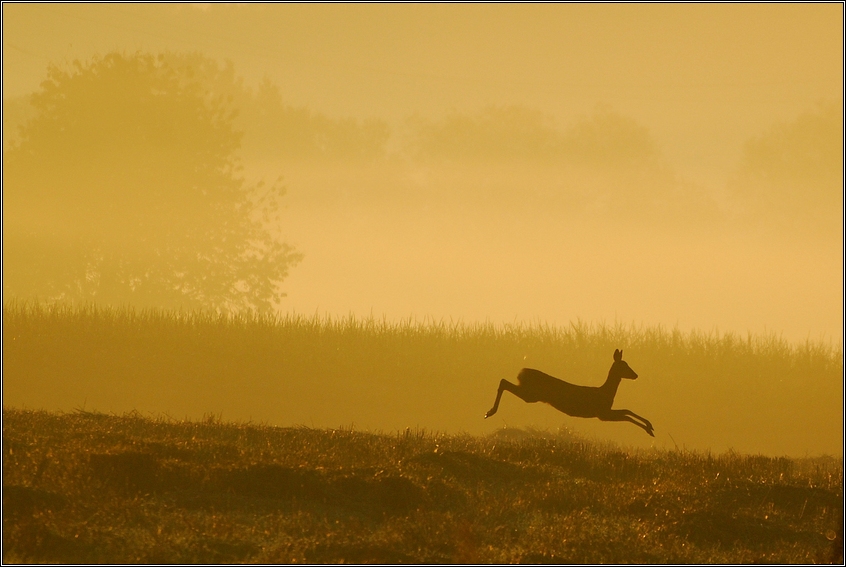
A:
400 105 710 222
242 78 389 162
402 105 659 166
731 100 843 230
3 51 301 312
404 106 562 163
2 95 36 152
559 105 658 169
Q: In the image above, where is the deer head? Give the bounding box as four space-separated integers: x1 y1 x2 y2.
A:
612 349 638 380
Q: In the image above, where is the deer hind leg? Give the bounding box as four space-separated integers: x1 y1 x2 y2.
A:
598 409 655 437
485 379 533 418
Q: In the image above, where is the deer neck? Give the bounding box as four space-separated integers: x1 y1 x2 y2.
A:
599 372 623 399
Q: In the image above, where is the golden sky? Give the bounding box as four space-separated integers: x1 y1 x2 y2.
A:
4 4 841 178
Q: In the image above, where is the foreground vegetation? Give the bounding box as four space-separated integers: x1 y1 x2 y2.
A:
3 301 842 456
2 408 842 563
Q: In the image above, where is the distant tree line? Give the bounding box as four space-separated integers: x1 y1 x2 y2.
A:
3 50 840 311
5 78 665 169
729 100 843 230
5 59 840 176
403 104 659 168
243 79 390 162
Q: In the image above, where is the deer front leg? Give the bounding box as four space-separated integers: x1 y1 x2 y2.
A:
485 379 522 418
624 410 654 436
598 409 655 437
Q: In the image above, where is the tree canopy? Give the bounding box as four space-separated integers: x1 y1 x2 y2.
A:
731 100 843 231
3 51 302 312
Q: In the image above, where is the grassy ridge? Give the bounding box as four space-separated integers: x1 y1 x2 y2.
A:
2 301 842 456
2 408 843 563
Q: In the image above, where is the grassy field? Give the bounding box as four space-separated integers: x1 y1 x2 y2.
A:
2 407 843 563
2 297 843 562
2 301 842 456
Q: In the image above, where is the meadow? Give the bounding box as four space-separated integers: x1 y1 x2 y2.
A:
2 301 842 456
2 407 842 563
2 301 843 562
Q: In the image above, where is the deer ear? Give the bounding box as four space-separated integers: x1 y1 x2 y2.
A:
614 349 622 361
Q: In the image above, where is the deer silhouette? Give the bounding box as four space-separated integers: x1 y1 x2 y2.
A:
485 349 654 436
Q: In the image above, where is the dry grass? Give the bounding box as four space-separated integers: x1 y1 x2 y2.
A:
2 408 843 564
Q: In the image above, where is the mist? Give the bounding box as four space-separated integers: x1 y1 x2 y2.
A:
2 4 843 453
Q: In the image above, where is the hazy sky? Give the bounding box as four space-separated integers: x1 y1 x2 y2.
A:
4 4 842 184
3 4 843 343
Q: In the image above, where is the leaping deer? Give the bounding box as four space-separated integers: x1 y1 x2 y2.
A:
484 349 654 436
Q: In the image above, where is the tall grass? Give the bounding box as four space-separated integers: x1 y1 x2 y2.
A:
3 300 842 456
